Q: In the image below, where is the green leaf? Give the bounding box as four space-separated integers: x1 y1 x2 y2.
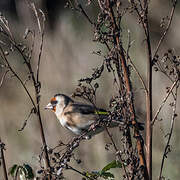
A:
8 164 18 177
102 160 122 172
23 164 34 179
101 172 114 179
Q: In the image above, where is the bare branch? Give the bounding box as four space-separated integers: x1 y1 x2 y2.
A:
0 70 9 88
153 0 177 59
126 30 147 93
0 138 8 180
151 79 179 126
67 165 94 180
0 45 36 108
18 108 35 131
0 6 51 173
77 3 94 25
30 3 46 84
105 127 130 180
159 84 179 179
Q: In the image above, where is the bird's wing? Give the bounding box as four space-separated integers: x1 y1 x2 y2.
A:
70 103 108 115
63 103 108 129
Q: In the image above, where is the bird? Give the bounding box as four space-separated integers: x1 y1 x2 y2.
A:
45 94 115 139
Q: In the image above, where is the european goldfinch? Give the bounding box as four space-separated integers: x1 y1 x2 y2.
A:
45 94 111 138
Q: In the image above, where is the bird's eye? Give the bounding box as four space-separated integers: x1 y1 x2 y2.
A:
51 100 58 105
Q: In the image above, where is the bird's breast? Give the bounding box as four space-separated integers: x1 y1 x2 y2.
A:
58 115 81 135
59 116 67 127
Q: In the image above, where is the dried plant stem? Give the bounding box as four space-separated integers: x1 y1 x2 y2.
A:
30 3 51 172
153 0 177 59
159 85 178 179
0 138 8 180
142 1 153 179
0 70 9 88
105 128 130 180
127 57 147 92
30 3 45 83
152 79 178 125
0 46 36 108
67 165 94 180
0 5 51 175
105 0 147 178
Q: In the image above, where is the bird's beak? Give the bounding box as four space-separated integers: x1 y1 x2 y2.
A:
45 103 53 110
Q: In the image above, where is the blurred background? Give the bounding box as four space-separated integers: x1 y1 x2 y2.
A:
0 0 180 179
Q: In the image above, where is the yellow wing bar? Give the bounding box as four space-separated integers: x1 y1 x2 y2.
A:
95 111 108 115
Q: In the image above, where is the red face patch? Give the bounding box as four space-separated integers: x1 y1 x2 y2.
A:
50 97 57 112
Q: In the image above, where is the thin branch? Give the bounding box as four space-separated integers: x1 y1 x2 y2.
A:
0 6 51 174
159 84 178 179
142 1 153 179
28 29 35 61
77 3 94 25
105 127 130 180
67 165 94 180
18 108 35 131
126 30 147 93
128 56 147 93
0 46 36 108
0 138 8 180
0 70 9 88
153 0 177 59
30 3 46 84
105 0 148 178
151 79 178 126
129 0 148 37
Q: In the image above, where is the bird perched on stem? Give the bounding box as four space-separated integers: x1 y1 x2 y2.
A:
45 94 114 139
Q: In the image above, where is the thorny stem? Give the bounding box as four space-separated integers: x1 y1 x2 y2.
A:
0 138 8 180
159 85 178 179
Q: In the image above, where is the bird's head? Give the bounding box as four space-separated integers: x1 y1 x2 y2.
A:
45 94 73 115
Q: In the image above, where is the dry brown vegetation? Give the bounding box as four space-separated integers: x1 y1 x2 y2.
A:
0 0 180 179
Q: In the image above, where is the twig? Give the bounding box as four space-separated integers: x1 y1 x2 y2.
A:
151 79 178 126
77 3 94 25
105 127 130 180
67 165 94 180
18 108 35 131
129 0 148 37
105 0 148 178
159 84 178 179
30 3 46 84
128 56 147 92
0 70 9 88
0 138 8 180
0 46 36 108
0 5 51 175
153 0 177 59
142 1 153 179
126 30 147 93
